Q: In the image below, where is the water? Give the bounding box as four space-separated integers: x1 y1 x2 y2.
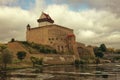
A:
1 63 120 80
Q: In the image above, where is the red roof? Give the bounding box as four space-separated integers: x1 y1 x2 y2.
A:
43 13 50 18
37 12 54 23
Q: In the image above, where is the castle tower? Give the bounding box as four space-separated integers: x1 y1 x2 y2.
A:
67 34 80 60
37 12 54 27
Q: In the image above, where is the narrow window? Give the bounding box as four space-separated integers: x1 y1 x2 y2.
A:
49 38 51 40
58 46 60 51
52 38 54 40
61 46 64 52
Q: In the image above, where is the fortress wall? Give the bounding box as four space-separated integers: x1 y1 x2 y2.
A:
77 42 95 58
43 54 75 64
26 27 47 45
46 25 74 52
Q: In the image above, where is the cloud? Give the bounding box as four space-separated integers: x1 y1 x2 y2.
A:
0 0 17 5
0 6 37 42
45 4 120 48
52 0 120 15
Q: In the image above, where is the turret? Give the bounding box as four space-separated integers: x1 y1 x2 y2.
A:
37 12 54 27
26 24 31 30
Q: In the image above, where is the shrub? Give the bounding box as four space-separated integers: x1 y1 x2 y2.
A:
16 51 26 61
79 59 86 64
30 57 43 68
0 49 13 70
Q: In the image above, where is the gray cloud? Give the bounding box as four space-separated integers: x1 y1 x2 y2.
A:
0 6 37 42
52 0 120 15
45 4 120 49
0 0 17 6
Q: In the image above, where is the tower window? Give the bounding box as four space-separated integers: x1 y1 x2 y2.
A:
49 38 51 40
52 38 54 40
58 46 60 51
61 46 64 52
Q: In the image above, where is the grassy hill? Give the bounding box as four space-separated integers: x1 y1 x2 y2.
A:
4 41 58 67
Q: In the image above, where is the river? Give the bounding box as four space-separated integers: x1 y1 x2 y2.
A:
2 63 120 80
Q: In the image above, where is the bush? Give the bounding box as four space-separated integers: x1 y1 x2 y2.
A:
113 56 120 60
79 59 86 64
75 60 80 65
74 59 80 67
95 51 104 58
0 49 13 70
30 57 43 68
21 42 57 54
16 51 26 61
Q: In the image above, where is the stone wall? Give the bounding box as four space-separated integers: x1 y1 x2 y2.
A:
26 24 74 53
43 55 75 64
77 42 95 58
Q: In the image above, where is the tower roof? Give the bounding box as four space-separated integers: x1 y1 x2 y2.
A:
37 12 54 23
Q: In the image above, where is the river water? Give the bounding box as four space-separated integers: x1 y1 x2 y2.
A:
3 63 120 80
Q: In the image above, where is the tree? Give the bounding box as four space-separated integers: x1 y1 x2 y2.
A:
95 50 104 58
17 51 26 61
30 57 43 67
99 44 107 52
0 48 13 70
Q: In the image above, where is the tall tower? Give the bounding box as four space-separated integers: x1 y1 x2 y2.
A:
37 12 54 27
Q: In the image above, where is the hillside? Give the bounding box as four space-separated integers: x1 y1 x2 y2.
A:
7 41 57 61
6 41 75 65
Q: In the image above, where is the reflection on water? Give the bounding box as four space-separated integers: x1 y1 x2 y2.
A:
1 63 120 80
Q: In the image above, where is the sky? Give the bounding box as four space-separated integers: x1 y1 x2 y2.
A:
0 0 120 49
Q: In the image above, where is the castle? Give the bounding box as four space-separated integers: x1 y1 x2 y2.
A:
26 12 94 59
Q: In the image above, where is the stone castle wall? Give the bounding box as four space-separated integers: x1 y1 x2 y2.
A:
77 42 95 58
26 24 75 53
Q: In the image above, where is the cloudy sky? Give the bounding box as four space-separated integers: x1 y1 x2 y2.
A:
0 0 120 49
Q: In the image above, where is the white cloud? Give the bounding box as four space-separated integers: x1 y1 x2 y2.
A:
0 6 37 42
45 4 120 48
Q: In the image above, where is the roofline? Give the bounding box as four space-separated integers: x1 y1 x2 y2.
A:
29 24 73 31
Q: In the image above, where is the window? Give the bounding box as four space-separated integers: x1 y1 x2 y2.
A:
49 38 51 40
61 46 64 52
58 46 60 51
52 38 54 40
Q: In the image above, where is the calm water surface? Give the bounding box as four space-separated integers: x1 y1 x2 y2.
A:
3 63 120 80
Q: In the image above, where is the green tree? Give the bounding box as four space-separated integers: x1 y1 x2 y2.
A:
30 57 37 67
0 48 13 70
16 51 26 61
30 57 43 67
99 44 107 52
95 50 104 58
